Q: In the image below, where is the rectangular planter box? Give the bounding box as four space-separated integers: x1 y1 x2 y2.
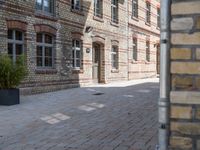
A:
0 89 20 106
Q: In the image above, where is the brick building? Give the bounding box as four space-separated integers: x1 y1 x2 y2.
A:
0 0 160 94
169 1 200 150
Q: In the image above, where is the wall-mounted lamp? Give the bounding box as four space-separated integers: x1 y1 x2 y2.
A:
85 26 93 33
86 48 91 53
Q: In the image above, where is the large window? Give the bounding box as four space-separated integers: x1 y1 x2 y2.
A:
111 0 118 23
94 0 103 18
111 46 118 69
36 33 54 68
157 8 160 28
36 0 54 14
71 0 81 11
72 39 81 68
146 40 150 62
8 30 24 63
133 38 137 61
132 0 138 18
146 1 151 24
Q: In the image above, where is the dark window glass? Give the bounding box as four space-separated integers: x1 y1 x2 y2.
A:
37 33 43 43
8 30 13 39
15 31 23 41
133 38 137 61
132 0 138 18
36 0 54 14
45 34 52 44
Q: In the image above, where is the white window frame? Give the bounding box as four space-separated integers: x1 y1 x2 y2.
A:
146 1 151 24
146 40 150 62
8 30 24 63
36 33 54 68
72 0 81 11
133 38 137 61
111 46 118 69
111 0 118 23
72 39 81 69
94 0 103 18
132 0 138 18
36 0 54 14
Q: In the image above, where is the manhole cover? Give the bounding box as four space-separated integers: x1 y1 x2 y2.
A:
93 93 104 95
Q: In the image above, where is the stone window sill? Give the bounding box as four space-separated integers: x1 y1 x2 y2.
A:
131 60 138 64
35 68 57 74
71 9 84 16
145 61 150 64
72 69 84 74
131 16 139 22
111 69 119 73
93 16 104 23
110 21 119 27
35 11 58 21
145 22 151 26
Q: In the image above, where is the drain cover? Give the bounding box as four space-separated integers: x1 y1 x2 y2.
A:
93 93 104 95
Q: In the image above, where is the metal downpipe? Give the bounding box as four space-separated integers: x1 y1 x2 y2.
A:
158 0 171 150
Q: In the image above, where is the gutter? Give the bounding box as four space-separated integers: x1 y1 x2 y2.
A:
158 0 171 150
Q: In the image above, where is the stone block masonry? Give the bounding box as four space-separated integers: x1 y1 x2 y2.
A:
170 0 200 149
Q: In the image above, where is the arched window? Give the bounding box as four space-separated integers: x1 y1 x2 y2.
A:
7 30 24 63
36 33 54 68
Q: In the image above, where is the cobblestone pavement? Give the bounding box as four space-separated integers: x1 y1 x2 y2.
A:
0 78 159 150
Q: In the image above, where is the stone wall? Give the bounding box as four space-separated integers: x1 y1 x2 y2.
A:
170 1 200 149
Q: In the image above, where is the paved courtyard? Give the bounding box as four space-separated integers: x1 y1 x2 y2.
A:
0 78 159 150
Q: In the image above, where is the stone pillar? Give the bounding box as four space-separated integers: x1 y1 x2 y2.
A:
169 1 200 149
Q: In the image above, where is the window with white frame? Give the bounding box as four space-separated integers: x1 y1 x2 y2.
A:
157 8 160 28
8 30 24 63
146 40 150 62
146 1 151 24
71 0 81 10
133 38 137 61
36 0 54 14
111 0 118 23
36 33 54 68
94 0 103 18
111 46 118 69
132 0 138 18
72 39 81 68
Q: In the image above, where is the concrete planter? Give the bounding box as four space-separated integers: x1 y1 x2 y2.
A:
0 89 20 106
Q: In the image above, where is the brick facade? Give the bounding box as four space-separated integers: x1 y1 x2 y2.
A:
170 1 200 149
0 0 160 94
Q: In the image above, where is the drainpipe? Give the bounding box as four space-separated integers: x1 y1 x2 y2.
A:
158 0 171 150
126 0 130 80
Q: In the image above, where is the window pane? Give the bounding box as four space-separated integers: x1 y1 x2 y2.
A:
76 50 80 59
15 31 23 41
76 40 80 48
72 50 75 59
37 57 43 67
37 46 43 56
8 30 13 39
76 59 80 67
16 44 23 55
45 57 52 67
8 43 13 55
45 34 52 44
45 47 52 57
44 0 50 12
36 0 42 10
37 33 43 43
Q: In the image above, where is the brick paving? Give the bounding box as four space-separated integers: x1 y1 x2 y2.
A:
0 79 159 150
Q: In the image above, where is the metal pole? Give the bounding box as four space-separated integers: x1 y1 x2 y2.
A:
158 0 171 149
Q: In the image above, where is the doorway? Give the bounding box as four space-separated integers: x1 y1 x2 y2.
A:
92 43 101 83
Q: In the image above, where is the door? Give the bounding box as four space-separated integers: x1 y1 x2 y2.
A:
92 43 100 83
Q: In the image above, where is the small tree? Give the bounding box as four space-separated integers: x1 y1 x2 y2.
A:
0 54 28 89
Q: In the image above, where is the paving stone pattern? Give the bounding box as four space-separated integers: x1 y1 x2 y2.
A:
0 80 159 150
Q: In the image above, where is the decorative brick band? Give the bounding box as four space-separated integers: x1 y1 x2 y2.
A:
34 24 57 35
92 35 105 44
111 40 119 46
71 32 84 40
7 20 27 31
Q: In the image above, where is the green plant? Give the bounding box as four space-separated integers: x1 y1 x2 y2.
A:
0 54 28 89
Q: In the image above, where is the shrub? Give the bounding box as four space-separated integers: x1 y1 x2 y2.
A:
0 54 28 89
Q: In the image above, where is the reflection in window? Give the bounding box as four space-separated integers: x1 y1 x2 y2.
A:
36 33 54 67
36 0 54 14
7 30 24 63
